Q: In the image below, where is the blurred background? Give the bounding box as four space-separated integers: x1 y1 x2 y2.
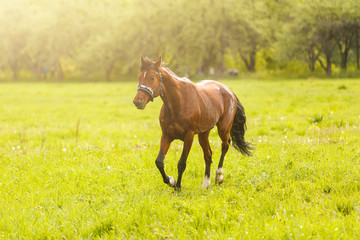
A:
0 0 359 82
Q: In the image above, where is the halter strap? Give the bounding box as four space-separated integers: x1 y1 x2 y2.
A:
137 66 164 102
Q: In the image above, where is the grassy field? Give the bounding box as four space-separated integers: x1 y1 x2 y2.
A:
0 79 359 239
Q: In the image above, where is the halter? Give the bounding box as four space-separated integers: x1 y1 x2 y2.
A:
137 66 164 102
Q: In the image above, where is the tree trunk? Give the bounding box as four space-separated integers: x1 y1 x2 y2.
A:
318 40 335 76
306 60 315 72
339 43 348 70
318 54 332 76
105 60 115 81
248 49 256 72
337 33 352 70
240 48 256 72
306 48 319 72
326 54 332 76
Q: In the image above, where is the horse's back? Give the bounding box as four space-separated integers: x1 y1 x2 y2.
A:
196 80 236 106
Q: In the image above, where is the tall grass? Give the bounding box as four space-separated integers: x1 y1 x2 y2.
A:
0 79 359 239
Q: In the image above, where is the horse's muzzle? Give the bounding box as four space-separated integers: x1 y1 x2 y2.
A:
133 98 146 110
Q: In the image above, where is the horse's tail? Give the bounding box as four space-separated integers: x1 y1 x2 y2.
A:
230 95 253 156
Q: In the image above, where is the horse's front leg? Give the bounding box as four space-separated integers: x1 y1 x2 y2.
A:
155 135 176 187
176 131 195 190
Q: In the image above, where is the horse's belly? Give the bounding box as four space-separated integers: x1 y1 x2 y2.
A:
196 112 220 133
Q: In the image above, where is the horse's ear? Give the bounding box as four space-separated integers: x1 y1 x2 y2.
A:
141 57 145 65
155 57 162 68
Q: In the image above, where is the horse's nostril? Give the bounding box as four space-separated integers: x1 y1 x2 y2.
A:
133 98 146 109
133 99 142 105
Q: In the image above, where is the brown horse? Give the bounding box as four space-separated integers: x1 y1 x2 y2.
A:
133 57 252 190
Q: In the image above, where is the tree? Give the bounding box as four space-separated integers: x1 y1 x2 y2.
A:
331 1 360 70
0 0 30 80
274 0 359 76
226 0 270 72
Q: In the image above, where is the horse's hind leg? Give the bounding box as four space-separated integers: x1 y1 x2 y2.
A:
215 124 232 185
198 131 212 188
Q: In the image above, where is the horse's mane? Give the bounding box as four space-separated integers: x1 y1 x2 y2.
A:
163 67 191 82
141 57 191 82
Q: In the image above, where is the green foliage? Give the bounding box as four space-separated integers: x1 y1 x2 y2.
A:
0 0 359 81
275 0 360 75
0 79 359 238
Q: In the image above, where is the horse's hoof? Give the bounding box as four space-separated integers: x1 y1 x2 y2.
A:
168 176 176 187
215 168 224 184
202 176 211 188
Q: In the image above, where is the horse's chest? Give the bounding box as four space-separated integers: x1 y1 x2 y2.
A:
160 116 187 140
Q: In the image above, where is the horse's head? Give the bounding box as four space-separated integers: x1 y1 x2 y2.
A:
133 57 163 110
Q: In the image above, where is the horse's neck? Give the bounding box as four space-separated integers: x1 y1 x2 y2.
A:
160 69 188 111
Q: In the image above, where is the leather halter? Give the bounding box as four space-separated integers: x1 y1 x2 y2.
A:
137 66 164 102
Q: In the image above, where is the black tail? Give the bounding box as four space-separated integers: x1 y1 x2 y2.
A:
230 95 253 156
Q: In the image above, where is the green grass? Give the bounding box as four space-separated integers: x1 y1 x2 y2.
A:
0 79 359 239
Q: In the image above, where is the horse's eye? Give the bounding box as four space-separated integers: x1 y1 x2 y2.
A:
151 76 155 81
